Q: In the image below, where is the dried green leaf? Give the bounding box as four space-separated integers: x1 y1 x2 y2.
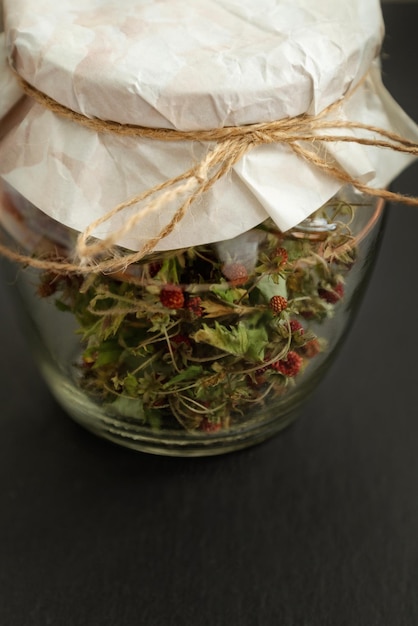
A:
210 285 247 304
256 274 288 302
107 395 145 420
192 321 267 362
123 372 139 395
91 341 122 369
163 365 204 388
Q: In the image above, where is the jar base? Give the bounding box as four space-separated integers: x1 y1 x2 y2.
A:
41 360 301 457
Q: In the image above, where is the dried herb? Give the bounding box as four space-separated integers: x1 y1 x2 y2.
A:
37 198 358 433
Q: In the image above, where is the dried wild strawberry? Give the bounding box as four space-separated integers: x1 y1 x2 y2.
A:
199 418 222 433
221 263 248 286
159 285 185 309
185 296 203 317
300 339 321 358
148 261 162 278
289 319 304 335
271 351 303 377
246 363 269 388
269 295 288 314
300 309 315 320
275 247 288 268
170 334 191 348
318 282 344 304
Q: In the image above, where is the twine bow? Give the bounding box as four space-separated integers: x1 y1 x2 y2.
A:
3 73 418 274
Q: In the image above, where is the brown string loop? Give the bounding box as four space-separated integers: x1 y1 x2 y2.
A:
1 73 418 274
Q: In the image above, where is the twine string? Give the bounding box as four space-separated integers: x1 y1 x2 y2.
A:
1 74 418 274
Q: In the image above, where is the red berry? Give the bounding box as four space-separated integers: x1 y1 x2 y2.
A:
271 351 303 377
275 247 288 268
185 296 203 317
300 309 315 320
148 261 162 278
318 282 344 304
222 263 248 286
270 295 288 314
300 339 321 358
159 285 185 309
256 364 269 374
289 319 304 335
170 334 191 348
247 363 269 388
199 418 222 433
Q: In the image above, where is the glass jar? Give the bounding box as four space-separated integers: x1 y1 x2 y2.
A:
0 180 384 455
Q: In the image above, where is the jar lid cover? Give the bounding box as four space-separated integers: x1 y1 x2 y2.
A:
1 0 418 253
5 0 383 130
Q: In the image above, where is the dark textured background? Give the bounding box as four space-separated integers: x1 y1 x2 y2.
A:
1 5 418 625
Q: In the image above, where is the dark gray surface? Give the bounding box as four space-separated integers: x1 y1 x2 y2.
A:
1 5 418 625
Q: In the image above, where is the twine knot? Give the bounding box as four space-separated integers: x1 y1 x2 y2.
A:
2 72 418 275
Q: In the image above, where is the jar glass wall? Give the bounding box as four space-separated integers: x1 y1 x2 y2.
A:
0 180 385 455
